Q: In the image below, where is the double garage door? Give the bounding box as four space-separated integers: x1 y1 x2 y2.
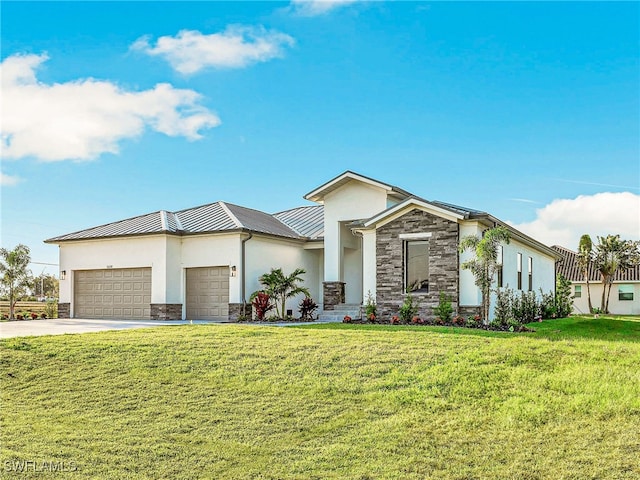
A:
74 268 152 319
74 266 229 320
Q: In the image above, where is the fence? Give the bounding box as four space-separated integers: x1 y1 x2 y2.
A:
0 301 58 318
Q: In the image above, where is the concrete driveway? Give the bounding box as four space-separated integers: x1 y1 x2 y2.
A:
0 318 219 339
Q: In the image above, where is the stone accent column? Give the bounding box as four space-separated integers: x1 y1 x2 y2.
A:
58 303 70 319
229 303 252 322
150 304 182 320
323 281 345 310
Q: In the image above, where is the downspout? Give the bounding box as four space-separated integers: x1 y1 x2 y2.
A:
241 232 253 313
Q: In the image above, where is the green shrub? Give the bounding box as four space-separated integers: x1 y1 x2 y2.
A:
398 294 418 323
433 291 453 323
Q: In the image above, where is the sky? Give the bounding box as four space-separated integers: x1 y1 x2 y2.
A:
1 1 639 277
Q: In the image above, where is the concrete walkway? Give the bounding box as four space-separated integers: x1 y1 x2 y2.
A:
0 318 219 339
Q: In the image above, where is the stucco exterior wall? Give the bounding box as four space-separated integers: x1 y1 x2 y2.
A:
245 235 322 316
323 180 388 282
571 281 640 315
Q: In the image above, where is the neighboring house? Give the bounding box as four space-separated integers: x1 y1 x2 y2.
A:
46 171 559 321
553 245 640 315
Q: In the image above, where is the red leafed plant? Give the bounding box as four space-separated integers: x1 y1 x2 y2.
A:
368 313 376 322
251 292 275 321
30 312 38 319
412 316 424 324
391 315 400 325
343 315 352 323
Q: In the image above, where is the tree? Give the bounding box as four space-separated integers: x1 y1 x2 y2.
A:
577 234 594 313
32 273 59 299
593 235 640 313
0 244 32 319
459 226 511 324
255 268 310 319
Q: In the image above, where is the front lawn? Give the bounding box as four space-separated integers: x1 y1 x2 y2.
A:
1 316 639 479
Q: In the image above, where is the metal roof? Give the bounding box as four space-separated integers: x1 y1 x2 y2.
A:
274 205 324 240
46 201 303 243
553 245 640 282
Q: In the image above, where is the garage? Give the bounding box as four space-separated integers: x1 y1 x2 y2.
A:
186 266 229 320
74 268 152 319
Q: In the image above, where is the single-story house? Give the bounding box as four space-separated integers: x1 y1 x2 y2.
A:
554 245 640 315
46 171 559 321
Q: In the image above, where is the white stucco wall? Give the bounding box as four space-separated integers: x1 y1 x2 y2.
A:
323 180 388 281
245 235 322 316
459 222 484 307
361 230 377 300
571 281 640 315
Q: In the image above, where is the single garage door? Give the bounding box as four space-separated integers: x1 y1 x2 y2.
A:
186 266 229 320
74 268 152 319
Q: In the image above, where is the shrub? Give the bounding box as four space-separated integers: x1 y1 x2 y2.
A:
452 315 465 326
390 315 400 325
398 294 418 323
44 300 58 319
433 292 453 323
251 292 275 321
343 315 352 323
298 297 318 321
30 312 38 320
364 290 376 319
368 313 376 323
411 316 424 324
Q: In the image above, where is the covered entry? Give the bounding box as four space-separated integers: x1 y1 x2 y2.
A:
74 268 152 319
185 266 229 320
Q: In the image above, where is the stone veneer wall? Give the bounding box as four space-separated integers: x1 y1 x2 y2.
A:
150 304 182 320
58 302 70 319
458 305 481 318
323 282 345 310
376 209 459 320
229 303 252 321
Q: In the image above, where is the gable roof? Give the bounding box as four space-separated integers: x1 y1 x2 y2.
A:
304 170 413 203
46 201 303 243
553 245 640 282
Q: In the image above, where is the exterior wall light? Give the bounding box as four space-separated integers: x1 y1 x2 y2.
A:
60 270 67 280
230 266 237 277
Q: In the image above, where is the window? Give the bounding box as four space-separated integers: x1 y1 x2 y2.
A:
574 285 582 298
405 240 429 292
517 253 522 290
618 285 634 301
497 245 503 288
528 256 533 291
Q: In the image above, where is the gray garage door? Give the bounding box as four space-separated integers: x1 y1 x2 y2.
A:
186 266 229 320
74 268 152 319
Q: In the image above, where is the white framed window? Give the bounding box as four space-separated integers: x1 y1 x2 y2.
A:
574 285 582 298
517 253 523 290
528 256 533 291
618 285 634 301
405 240 429 293
497 245 503 288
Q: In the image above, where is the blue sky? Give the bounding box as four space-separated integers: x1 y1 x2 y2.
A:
1 1 639 276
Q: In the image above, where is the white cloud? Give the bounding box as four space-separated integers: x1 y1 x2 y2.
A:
0 53 220 162
509 192 640 249
0 172 21 186
289 0 358 16
132 26 295 75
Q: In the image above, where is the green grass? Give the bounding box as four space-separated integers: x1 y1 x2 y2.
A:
1 316 639 479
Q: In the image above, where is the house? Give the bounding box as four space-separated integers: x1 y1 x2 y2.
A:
46 171 559 321
554 245 640 315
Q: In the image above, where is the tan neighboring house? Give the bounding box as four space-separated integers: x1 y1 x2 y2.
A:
553 245 640 315
45 171 559 321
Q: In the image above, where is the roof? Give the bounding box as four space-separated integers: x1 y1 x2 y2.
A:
304 170 413 203
274 205 324 240
46 201 303 243
553 245 640 282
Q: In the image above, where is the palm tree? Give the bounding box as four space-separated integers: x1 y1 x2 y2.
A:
459 226 511 324
0 244 32 320
594 235 640 313
577 234 594 313
257 268 310 319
